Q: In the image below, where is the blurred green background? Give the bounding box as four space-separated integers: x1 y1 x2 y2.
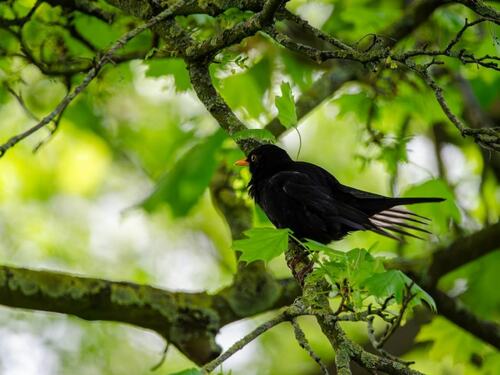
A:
0 0 499 374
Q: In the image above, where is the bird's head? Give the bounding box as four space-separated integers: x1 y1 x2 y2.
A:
235 144 292 177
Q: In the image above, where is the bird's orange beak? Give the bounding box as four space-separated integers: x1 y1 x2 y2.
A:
235 158 249 166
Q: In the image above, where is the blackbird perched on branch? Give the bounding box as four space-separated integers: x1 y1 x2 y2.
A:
236 144 444 243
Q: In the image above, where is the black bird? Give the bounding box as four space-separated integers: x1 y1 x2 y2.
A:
235 144 444 243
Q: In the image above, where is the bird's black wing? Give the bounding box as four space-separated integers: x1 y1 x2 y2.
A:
291 162 434 239
259 171 402 242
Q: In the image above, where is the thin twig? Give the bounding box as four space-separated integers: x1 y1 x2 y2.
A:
445 18 485 53
278 9 354 52
4 84 39 121
0 0 191 158
201 310 299 374
291 318 330 375
371 283 416 350
414 66 500 151
150 342 170 371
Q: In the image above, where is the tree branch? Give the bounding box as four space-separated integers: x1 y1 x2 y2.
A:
188 60 261 153
405 62 500 151
457 0 500 23
291 318 330 375
425 286 500 350
201 305 303 374
185 0 285 59
265 0 450 138
104 0 264 19
0 0 188 158
427 222 500 285
285 241 424 375
0 265 299 365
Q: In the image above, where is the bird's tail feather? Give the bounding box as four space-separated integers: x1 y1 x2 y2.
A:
366 204 439 241
385 197 444 206
364 197 444 215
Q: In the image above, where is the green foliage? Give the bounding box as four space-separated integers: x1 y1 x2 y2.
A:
275 82 297 128
281 52 315 91
440 250 500 320
364 270 436 311
470 75 500 109
253 205 273 227
233 228 436 313
403 179 460 233
318 248 384 288
144 58 191 92
141 129 226 216
64 96 104 136
169 369 201 375
233 227 291 263
335 91 370 122
417 317 500 372
0 0 498 373
311 247 435 311
215 57 272 120
376 135 410 176
73 13 124 49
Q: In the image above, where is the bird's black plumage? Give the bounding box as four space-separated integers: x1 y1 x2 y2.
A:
238 144 444 243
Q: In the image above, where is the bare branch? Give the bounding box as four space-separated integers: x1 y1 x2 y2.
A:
369 283 416 352
445 18 486 53
266 26 386 64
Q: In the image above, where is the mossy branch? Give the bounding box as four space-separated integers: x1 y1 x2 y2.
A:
0 265 299 365
284 241 425 375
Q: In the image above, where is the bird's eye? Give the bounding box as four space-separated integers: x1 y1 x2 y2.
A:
250 154 257 162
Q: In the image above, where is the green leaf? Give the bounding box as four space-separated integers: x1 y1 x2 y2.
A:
253 205 272 226
334 91 371 122
305 240 345 258
364 270 436 311
216 58 271 119
440 251 500 319
141 129 226 216
275 82 297 128
144 58 191 92
168 369 201 375
345 248 385 285
65 96 104 136
321 248 384 287
281 51 314 91
417 317 496 365
377 136 410 175
233 129 276 143
233 227 291 263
